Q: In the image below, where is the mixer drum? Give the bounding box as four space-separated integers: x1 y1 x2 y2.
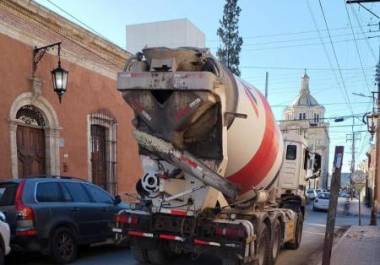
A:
225 77 284 193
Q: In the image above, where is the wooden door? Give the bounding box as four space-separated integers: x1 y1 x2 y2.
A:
17 125 46 178
91 125 107 190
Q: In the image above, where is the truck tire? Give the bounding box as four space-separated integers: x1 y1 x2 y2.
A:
147 247 172 265
285 213 303 250
221 257 242 265
256 224 270 265
269 219 281 265
131 245 150 264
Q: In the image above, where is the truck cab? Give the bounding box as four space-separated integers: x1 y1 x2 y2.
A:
277 132 321 207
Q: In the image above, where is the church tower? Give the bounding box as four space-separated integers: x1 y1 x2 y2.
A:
280 72 330 188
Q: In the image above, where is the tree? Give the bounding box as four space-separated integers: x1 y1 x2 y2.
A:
217 0 243 76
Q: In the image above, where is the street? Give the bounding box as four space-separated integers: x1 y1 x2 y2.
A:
7 198 376 265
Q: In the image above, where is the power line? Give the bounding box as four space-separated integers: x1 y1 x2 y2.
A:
352 6 378 61
318 0 354 115
44 0 111 43
241 65 374 71
307 0 354 117
344 1 372 93
235 30 373 47
206 23 378 42
277 112 367 122
271 101 371 107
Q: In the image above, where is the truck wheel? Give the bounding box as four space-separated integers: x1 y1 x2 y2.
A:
131 245 150 264
221 257 242 265
285 213 303 250
50 227 78 264
147 247 172 265
269 219 281 265
256 224 270 265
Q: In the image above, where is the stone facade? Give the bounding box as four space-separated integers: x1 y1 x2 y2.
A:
0 0 142 197
280 73 330 188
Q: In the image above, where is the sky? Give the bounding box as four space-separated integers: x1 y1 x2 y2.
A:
34 0 380 173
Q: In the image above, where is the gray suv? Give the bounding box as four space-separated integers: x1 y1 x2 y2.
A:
0 176 127 264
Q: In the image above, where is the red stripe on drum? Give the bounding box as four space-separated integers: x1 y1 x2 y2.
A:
227 92 279 193
243 86 259 116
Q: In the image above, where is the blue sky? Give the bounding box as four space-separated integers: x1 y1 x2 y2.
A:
35 0 380 173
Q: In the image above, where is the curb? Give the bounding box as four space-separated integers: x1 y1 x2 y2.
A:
316 225 352 265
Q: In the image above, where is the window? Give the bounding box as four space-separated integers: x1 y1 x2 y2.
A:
299 113 302 120
303 149 310 170
85 184 113 204
302 113 306 120
36 182 65 202
286 145 297 160
63 182 91 202
16 105 46 127
314 113 320 123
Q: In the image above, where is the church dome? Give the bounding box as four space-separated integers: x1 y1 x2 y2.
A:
291 73 319 107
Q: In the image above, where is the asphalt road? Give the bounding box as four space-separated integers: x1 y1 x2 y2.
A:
7 198 376 265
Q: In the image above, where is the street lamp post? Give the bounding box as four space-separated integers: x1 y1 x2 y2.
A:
32 42 69 103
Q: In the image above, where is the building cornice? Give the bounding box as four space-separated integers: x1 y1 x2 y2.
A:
0 0 130 79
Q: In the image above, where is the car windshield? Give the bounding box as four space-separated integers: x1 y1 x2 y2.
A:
318 192 330 199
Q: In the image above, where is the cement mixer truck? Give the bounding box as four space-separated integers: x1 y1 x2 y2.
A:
113 47 321 265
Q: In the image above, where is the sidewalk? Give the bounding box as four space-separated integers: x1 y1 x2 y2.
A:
328 225 380 265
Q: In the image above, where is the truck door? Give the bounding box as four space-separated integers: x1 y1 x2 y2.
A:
278 143 300 189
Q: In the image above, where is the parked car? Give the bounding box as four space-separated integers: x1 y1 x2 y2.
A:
305 189 318 200
313 192 330 211
0 211 11 264
0 176 128 264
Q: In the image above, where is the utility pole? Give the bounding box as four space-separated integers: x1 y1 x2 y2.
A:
265 72 269 99
371 57 380 225
322 146 344 265
346 123 361 200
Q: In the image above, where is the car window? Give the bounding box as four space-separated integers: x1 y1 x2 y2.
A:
63 182 91 203
0 183 18 206
36 182 65 202
85 184 113 204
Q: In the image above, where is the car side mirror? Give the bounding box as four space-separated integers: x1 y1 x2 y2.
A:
114 195 121 205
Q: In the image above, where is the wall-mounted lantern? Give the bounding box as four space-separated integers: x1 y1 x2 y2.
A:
33 42 68 103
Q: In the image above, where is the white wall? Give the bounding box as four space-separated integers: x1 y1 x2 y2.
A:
126 18 205 54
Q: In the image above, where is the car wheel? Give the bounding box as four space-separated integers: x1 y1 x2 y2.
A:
50 227 78 264
0 245 4 265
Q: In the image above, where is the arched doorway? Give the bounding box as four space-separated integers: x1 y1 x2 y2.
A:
16 105 46 178
9 92 60 179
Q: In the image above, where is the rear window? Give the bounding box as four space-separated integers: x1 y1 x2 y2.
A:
36 182 65 202
0 183 18 206
318 193 330 199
